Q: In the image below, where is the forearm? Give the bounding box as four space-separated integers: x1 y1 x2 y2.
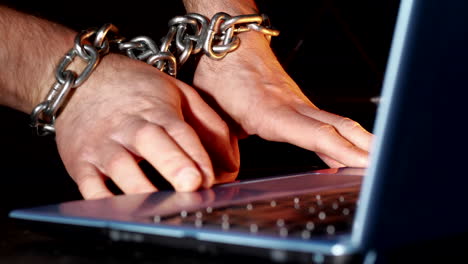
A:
0 6 77 113
182 0 259 17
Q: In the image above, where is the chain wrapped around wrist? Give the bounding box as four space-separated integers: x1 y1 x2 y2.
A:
30 12 279 136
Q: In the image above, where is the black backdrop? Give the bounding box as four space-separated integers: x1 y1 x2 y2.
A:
0 0 400 217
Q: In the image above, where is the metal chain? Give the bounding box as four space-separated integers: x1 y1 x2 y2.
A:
30 24 121 136
30 13 279 136
117 12 279 76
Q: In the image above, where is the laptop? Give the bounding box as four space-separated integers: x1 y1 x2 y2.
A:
9 0 468 262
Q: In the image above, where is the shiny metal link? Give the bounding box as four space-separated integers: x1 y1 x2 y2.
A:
147 52 178 76
30 24 119 136
185 13 209 54
45 71 76 118
30 101 55 136
123 36 160 60
94 23 124 54
55 45 99 87
31 12 279 136
118 12 279 72
204 12 279 60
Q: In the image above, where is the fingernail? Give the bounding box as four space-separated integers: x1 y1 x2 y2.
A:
175 168 202 192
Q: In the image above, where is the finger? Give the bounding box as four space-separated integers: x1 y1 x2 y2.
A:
180 86 240 174
297 106 374 150
73 163 114 200
132 121 204 192
213 170 239 184
316 153 346 168
102 141 158 194
163 119 217 188
212 133 241 184
258 107 369 167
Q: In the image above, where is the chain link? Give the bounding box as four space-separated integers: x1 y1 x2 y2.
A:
117 12 279 75
30 12 279 136
30 25 121 136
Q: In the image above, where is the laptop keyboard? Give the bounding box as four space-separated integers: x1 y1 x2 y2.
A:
151 186 360 239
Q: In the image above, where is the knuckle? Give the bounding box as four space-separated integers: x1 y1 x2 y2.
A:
135 122 158 141
339 117 361 130
165 121 192 138
312 124 338 152
104 151 129 175
316 124 337 135
134 122 164 148
160 155 192 174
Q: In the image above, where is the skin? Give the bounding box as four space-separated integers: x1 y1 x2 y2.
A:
54 54 240 199
0 6 238 199
1 1 373 200
183 0 374 167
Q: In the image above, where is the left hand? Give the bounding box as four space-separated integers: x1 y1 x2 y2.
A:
191 32 374 168
54 54 239 199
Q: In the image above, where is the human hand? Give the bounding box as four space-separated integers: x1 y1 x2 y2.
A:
54 54 239 199
192 32 373 168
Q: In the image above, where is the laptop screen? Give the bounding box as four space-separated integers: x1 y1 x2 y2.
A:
353 0 468 252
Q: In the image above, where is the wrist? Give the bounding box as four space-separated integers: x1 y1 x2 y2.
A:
33 31 83 114
31 23 123 135
195 30 280 80
0 6 78 114
183 0 259 18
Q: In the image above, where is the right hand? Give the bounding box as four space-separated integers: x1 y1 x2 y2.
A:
54 54 239 199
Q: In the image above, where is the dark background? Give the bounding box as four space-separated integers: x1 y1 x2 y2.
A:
0 1 400 263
